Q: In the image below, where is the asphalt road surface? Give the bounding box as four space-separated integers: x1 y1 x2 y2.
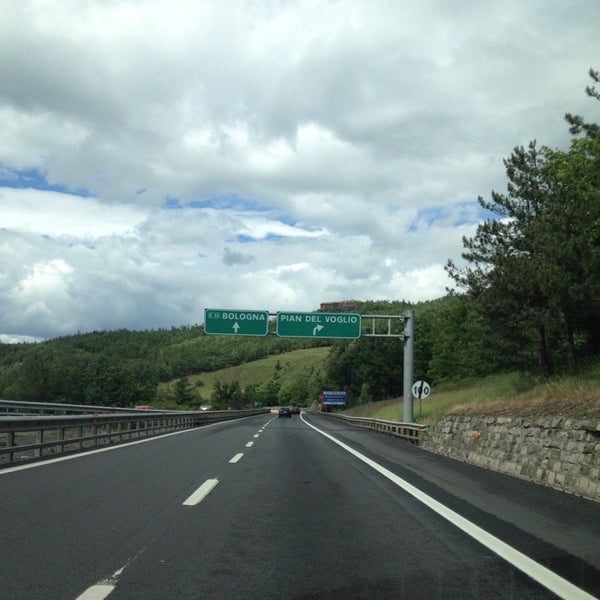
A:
1 412 599 600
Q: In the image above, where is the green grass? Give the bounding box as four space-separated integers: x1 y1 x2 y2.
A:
343 362 600 423
159 347 600 421
158 346 331 401
342 374 532 423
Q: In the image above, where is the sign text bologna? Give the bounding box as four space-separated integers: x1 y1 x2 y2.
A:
276 312 361 339
204 309 269 336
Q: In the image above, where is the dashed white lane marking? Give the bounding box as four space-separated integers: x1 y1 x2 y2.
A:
182 478 219 506
73 416 272 599
300 415 597 600
75 555 140 600
253 434 260 438
75 584 114 600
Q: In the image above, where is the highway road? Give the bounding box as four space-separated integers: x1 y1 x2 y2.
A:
1 411 599 600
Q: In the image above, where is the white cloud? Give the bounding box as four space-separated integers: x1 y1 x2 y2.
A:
0 0 597 339
0 188 147 237
0 334 42 344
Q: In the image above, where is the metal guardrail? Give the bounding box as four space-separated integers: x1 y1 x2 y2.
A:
316 411 428 444
0 399 187 415
0 407 269 467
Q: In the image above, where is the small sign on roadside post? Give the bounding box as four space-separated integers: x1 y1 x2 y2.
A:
412 381 430 399
412 380 431 420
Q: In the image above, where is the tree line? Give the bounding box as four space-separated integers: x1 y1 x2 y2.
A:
446 68 600 376
0 327 327 408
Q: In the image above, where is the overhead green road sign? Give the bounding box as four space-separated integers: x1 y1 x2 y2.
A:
276 312 361 339
204 309 269 336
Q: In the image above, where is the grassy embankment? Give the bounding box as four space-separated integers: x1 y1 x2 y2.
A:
158 346 331 403
344 361 600 423
161 347 600 422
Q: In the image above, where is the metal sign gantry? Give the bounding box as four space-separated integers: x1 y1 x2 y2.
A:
203 308 415 422
361 312 414 423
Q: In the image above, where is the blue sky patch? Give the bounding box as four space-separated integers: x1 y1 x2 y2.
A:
235 234 255 243
408 200 498 231
264 232 284 242
164 196 182 209
0 167 92 197
163 193 274 213
163 193 301 240
274 213 297 227
232 232 284 243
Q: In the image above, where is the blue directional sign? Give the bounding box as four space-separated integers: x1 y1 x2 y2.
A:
322 391 347 404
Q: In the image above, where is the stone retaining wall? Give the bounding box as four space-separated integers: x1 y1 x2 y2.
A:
421 415 600 502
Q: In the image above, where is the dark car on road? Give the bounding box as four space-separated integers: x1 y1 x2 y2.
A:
278 406 292 418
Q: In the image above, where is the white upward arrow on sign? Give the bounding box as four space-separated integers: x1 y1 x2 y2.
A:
233 322 240 333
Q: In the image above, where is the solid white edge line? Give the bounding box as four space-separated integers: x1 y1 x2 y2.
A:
183 478 219 506
300 415 597 600
229 453 244 463
0 420 233 476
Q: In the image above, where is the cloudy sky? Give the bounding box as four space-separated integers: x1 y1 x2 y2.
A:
1 0 598 342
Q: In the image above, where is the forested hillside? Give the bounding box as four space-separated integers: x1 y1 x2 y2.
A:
0 326 328 408
0 290 597 409
1 70 598 410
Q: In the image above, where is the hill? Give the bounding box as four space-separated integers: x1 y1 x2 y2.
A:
158 346 331 405
1 293 598 411
158 345 600 422
0 326 329 407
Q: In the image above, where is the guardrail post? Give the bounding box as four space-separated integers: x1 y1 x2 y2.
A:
34 430 42 458
6 430 15 465
58 426 65 455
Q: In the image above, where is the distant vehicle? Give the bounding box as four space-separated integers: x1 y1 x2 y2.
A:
290 406 301 414
278 406 292 418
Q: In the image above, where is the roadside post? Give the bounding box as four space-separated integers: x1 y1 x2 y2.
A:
403 310 414 422
412 379 431 420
